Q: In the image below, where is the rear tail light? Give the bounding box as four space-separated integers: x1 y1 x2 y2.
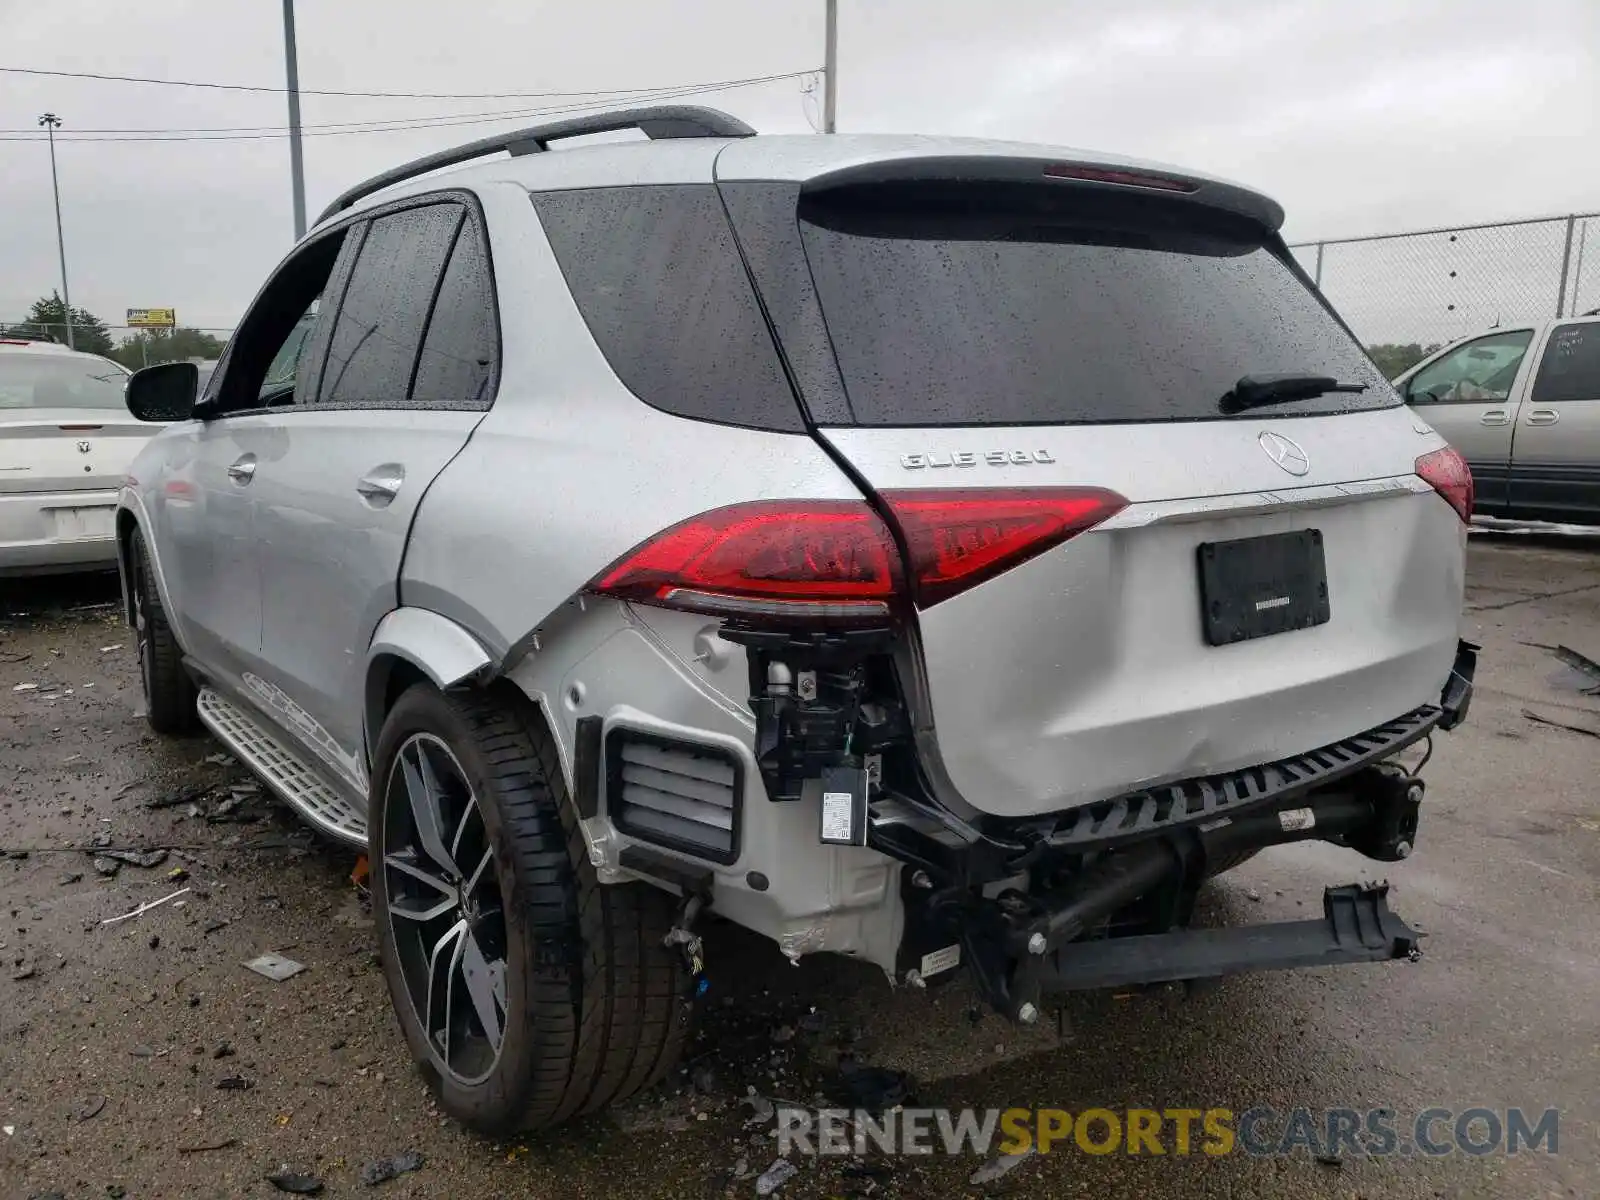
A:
589 487 1127 620
1415 447 1473 524
882 487 1128 606
590 500 902 621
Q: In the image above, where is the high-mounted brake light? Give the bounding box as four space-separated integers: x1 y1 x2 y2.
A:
590 500 901 622
590 488 1128 621
883 487 1128 606
1415 447 1473 524
1042 164 1199 193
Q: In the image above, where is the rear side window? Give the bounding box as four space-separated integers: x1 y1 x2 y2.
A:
533 185 803 432
1530 322 1600 404
794 181 1395 426
0 354 126 410
411 219 498 407
320 204 463 405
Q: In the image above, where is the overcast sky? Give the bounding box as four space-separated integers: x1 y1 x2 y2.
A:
2 0 1598 333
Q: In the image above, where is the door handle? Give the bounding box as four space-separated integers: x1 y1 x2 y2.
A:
226 455 257 485
356 465 405 506
1524 409 1560 426
1478 409 1510 426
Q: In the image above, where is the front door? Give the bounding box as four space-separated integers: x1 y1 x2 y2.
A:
1402 328 1536 515
249 200 499 789
151 231 355 687
1509 319 1600 523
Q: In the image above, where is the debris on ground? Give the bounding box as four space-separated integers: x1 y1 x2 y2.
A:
1526 641 1600 692
212 1042 235 1060
76 1095 107 1121
265 1168 324 1194
798 1008 827 1034
771 1023 796 1044
178 1137 238 1154
1246 887 1263 902
98 645 123 654
12 963 37 981
350 855 370 888
11 682 38 692
359 1150 425 1185
92 856 121 878
1315 1152 1344 1169
244 953 307 982
743 1087 776 1126
1522 707 1600 740
689 1063 717 1093
970 1145 1038 1185
216 1075 253 1091
755 1158 798 1196
730 1157 752 1180
101 848 168 869
145 785 206 811
59 871 83 886
203 753 234 766
100 886 190 925
831 1057 914 1111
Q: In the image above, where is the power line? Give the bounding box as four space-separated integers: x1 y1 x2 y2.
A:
0 78 796 144
0 63 813 101
0 72 814 143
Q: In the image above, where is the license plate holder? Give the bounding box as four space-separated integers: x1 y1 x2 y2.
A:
51 506 116 542
1197 529 1330 646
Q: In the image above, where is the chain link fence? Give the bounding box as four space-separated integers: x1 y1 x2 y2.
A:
1289 213 1600 359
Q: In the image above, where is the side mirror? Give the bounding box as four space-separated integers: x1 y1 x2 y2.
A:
125 362 198 422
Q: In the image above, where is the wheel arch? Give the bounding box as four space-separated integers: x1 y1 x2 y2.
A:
364 607 496 760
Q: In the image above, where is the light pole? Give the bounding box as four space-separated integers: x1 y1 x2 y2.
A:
282 0 307 240
37 113 74 350
823 0 838 133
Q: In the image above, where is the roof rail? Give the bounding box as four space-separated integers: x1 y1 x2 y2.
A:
315 104 756 224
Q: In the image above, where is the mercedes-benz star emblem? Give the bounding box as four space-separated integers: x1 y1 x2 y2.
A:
76 440 92 454
1258 430 1310 476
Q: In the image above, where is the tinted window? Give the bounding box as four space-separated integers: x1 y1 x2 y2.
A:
411 220 497 407
320 204 463 405
533 185 802 432
1408 331 1532 404
0 354 126 410
1530 322 1600 404
795 181 1394 426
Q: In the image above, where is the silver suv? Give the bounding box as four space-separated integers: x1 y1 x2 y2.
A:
116 106 1477 1133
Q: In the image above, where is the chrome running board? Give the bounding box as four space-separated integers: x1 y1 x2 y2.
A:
196 687 367 846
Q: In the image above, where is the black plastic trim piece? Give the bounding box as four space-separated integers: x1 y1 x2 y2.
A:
316 105 755 223
1038 882 1419 992
605 727 743 866
572 715 603 820
618 845 715 899
1035 703 1442 851
1437 640 1478 732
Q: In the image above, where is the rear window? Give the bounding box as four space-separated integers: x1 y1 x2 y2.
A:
795 181 1395 426
0 354 127 411
533 185 803 432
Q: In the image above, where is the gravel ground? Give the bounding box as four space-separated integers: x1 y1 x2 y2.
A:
1 533 1597 1199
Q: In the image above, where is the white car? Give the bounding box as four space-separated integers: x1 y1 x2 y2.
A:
0 338 140 575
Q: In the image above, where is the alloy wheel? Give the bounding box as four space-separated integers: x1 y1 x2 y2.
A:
382 733 509 1086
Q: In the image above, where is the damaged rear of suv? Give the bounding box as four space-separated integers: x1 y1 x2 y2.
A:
119 107 1475 1134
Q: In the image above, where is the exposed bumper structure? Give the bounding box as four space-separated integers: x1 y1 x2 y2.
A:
890 641 1477 1020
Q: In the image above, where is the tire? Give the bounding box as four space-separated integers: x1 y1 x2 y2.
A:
1205 847 1260 876
369 683 690 1134
130 527 200 735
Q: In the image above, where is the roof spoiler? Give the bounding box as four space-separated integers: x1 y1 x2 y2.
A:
798 155 1285 233
314 105 755 226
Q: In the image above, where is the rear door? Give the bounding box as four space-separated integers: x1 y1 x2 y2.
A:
1507 319 1600 523
722 169 1465 816
1398 328 1537 514
249 198 497 785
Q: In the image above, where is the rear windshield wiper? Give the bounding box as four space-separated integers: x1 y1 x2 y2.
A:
1221 373 1367 413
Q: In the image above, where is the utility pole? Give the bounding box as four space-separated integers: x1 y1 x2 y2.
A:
37 113 74 350
282 0 307 240
823 0 838 133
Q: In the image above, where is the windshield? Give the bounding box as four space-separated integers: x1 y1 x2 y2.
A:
796 181 1395 426
0 354 128 411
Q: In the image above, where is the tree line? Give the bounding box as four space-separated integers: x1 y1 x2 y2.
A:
3 293 225 373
